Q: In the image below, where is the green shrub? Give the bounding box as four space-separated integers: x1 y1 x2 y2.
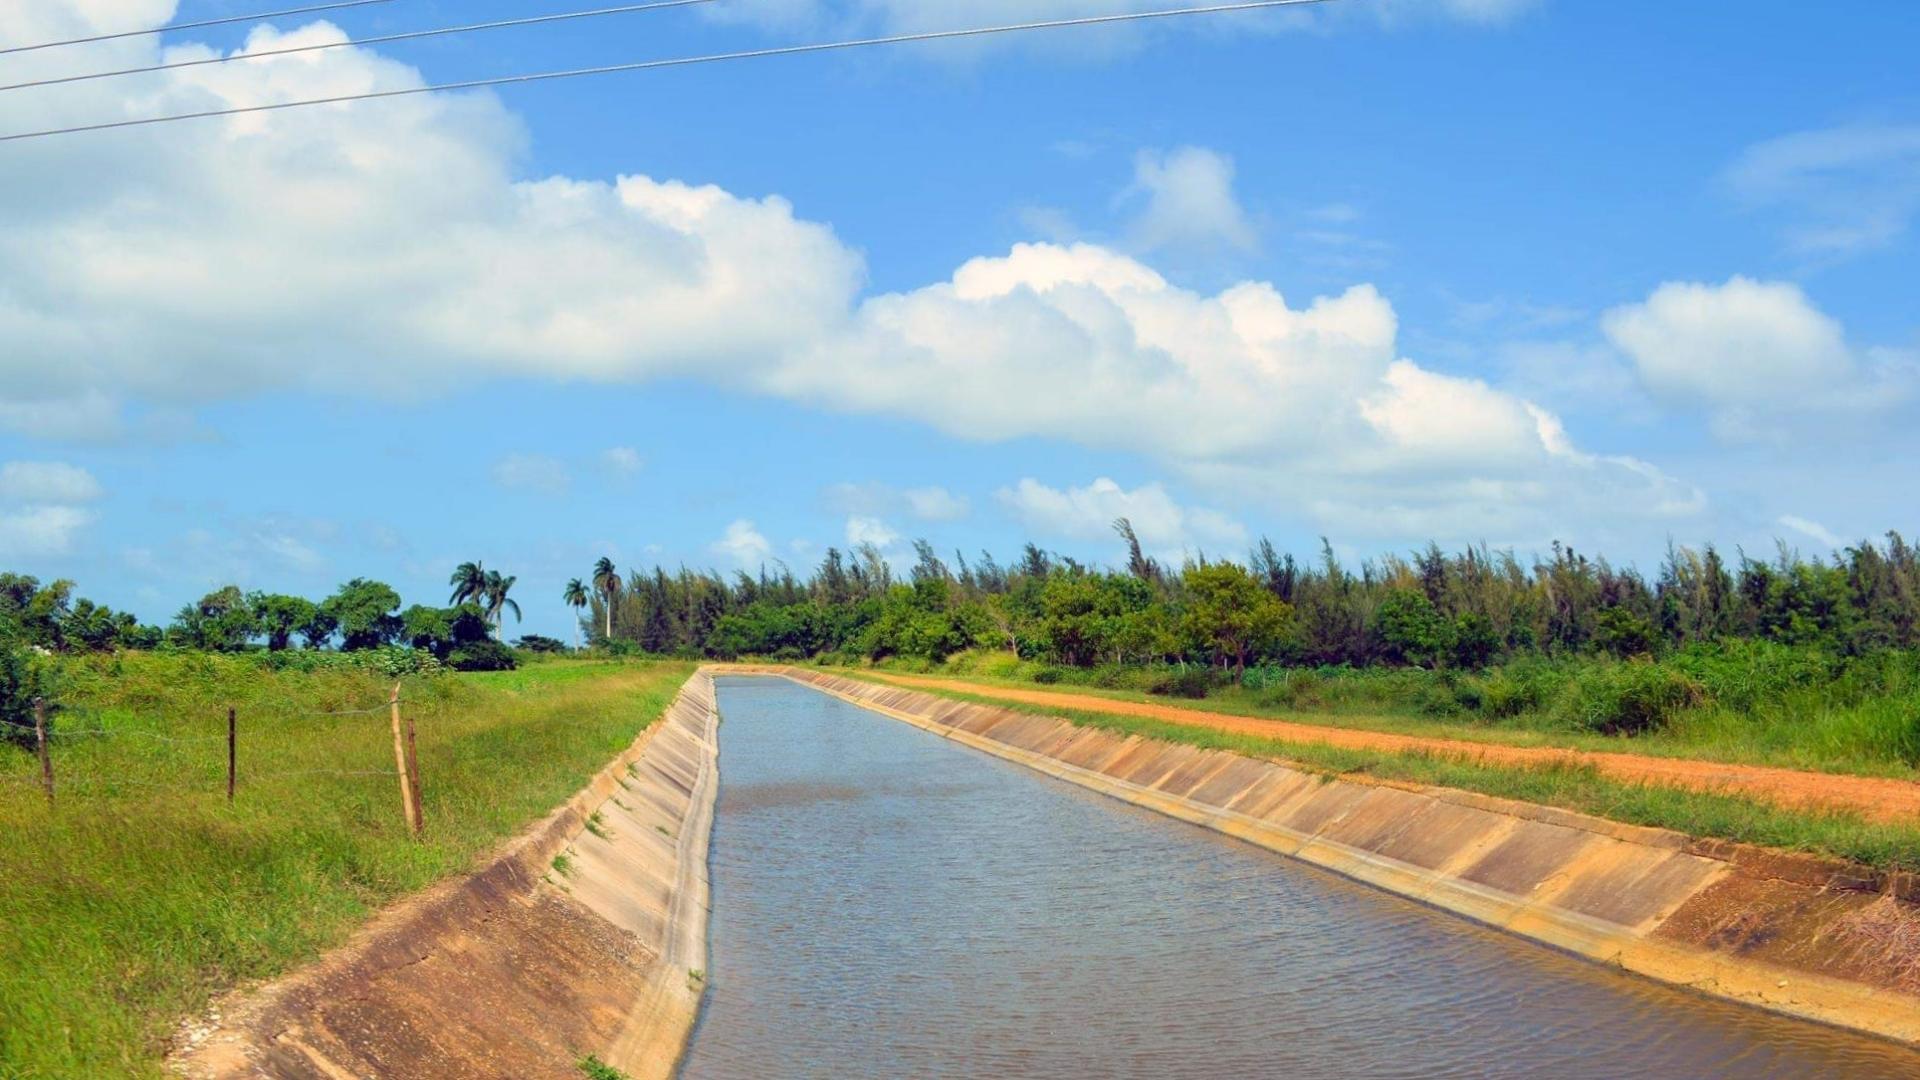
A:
1030 666 1065 685
1450 611 1502 669
1274 668 1328 708
448 640 517 672
1461 656 1567 719
1 630 44 750
977 651 1025 679
1593 606 1660 659
1557 660 1705 736
1373 589 1451 667
1239 663 1288 693
514 635 567 654
1669 639 1836 713
578 1055 630 1080
1450 677 1485 714
248 646 444 678
1147 667 1214 699
1415 673 1465 717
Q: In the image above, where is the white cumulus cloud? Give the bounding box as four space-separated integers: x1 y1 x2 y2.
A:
0 2 1693 549
997 477 1247 558
0 506 94 559
711 519 773 567
844 515 902 549
603 447 646 475
0 460 102 558
1601 277 1913 438
1123 146 1256 254
903 486 971 522
0 461 103 504
828 482 971 523
0 17 862 424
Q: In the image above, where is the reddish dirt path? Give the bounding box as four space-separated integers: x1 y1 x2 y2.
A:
864 672 1920 823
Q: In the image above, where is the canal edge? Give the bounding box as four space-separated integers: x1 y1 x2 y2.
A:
169 670 724 1080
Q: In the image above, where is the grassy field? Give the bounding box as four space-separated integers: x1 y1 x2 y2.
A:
861 647 1920 779
0 653 693 1080
836 671 1920 873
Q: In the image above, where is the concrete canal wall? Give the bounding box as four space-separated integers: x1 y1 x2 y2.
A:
771 667 1920 1048
172 672 720 1080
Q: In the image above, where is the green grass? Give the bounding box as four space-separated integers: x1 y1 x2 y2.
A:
852 647 1920 780
577 1053 631 1080
842 674 1920 873
0 652 693 1079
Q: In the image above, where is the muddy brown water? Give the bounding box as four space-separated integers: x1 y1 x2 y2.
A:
678 677 1920 1079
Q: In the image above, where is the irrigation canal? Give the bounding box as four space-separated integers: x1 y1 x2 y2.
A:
677 676 1920 1079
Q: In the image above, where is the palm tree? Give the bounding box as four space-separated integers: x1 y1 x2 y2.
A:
449 561 487 607
563 578 589 645
592 556 619 641
482 570 521 636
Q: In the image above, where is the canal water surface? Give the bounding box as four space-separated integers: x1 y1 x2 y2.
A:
678 677 1920 1079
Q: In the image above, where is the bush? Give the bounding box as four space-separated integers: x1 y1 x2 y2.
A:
1374 589 1451 668
1593 606 1660 659
1668 639 1836 713
1252 668 1326 709
977 651 1026 679
1147 666 1214 699
1239 663 1289 693
253 645 446 678
447 640 517 672
1556 660 1705 736
1457 656 1568 719
2 631 44 750
1451 612 1501 670
1415 672 1465 717
1030 666 1065 685
514 634 567 654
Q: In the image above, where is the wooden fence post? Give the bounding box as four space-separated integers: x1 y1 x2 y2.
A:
389 682 421 838
33 698 52 807
403 707 424 835
227 706 237 803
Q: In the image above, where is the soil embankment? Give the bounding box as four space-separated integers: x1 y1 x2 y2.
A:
170 671 720 1080
767 667 1920 1047
864 671 1920 822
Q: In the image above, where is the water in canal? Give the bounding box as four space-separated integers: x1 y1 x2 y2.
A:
679 677 1920 1079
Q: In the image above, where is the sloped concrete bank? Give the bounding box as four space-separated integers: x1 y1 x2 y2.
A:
766 667 1920 1047
171 671 720 1080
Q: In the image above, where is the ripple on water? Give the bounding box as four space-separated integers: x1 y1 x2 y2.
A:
679 678 1920 1080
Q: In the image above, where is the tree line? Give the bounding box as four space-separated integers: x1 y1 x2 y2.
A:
0 564 558 670
570 523 1920 673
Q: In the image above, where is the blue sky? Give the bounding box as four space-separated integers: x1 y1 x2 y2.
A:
1 0 1917 639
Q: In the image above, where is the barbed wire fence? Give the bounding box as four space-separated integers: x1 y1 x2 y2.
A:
1 682 427 836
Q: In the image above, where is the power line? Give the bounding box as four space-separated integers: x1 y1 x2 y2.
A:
1 0 718 95
1 0 400 56
0 0 1338 144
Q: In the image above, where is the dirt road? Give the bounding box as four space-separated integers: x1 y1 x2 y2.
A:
862 672 1920 824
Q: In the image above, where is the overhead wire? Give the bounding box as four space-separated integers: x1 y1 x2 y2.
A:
0 0 1340 144
1 0 719 95
1 0 400 56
